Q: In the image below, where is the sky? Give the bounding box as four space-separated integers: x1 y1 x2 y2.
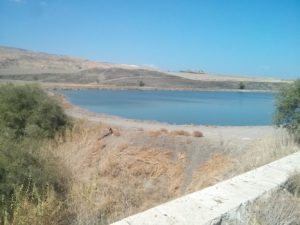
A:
0 0 299 79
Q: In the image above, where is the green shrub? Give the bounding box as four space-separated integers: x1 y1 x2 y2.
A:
0 84 70 139
0 84 71 223
274 80 300 141
0 138 66 202
239 82 245 90
138 81 145 87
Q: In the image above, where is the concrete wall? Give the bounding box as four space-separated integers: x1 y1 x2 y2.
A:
111 152 300 225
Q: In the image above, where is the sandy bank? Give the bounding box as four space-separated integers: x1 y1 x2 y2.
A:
65 102 276 142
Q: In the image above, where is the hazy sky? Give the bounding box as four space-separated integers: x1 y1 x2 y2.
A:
0 0 299 79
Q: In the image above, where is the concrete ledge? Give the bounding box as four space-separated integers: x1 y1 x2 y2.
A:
111 152 300 225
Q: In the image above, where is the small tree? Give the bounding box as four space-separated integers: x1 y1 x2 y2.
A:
239 82 245 90
139 81 145 87
274 80 300 141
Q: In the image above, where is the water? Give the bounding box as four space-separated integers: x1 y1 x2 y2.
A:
63 90 276 126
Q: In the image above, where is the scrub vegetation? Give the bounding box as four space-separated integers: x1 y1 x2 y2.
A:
0 84 71 225
274 79 300 142
0 82 299 225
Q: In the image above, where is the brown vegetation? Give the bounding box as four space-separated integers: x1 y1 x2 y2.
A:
44 121 186 224
147 130 163 137
170 130 191 136
243 173 300 225
160 128 168 134
187 153 234 192
193 130 203 137
232 132 299 173
9 118 297 225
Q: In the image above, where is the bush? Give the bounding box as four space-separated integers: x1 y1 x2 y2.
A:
0 137 66 204
193 131 203 137
139 81 145 87
274 80 300 141
0 84 71 223
0 84 70 139
239 82 245 90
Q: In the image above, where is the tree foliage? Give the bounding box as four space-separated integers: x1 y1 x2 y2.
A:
274 80 300 141
239 82 245 90
0 84 70 139
0 84 70 217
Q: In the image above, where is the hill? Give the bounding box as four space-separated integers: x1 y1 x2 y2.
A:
0 46 290 91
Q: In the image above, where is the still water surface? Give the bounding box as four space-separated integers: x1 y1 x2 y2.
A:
63 90 276 126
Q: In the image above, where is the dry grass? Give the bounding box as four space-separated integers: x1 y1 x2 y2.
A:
246 190 300 225
75 148 184 223
160 128 168 134
44 121 186 224
170 130 190 136
36 121 299 224
147 130 162 137
244 173 300 225
193 130 203 137
233 131 299 173
0 185 69 225
187 130 299 194
187 153 234 192
286 173 300 197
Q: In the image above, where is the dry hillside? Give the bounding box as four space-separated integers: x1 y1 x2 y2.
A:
0 46 290 91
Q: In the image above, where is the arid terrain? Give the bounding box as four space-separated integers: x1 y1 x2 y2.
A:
0 46 291 91
0 46 298 224
47 95 299 224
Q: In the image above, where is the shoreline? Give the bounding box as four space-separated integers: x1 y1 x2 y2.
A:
65 101 276 141
0 79 279 93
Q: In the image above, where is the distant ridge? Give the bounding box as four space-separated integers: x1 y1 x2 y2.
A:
0 46 290 91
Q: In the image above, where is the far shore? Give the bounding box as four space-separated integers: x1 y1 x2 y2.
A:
0 79 280 93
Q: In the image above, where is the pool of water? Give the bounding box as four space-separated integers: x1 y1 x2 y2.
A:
63 90 276 126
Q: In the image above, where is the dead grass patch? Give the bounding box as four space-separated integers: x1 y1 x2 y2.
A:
160 128 168 133
187 153 234 192
45 121 186 224
170 130 190 136
41 121 300 224
286 173 300 197
247 190 300 225
233 132 299 173
193 130 203 137
67 146 186 223
147 130 162 137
